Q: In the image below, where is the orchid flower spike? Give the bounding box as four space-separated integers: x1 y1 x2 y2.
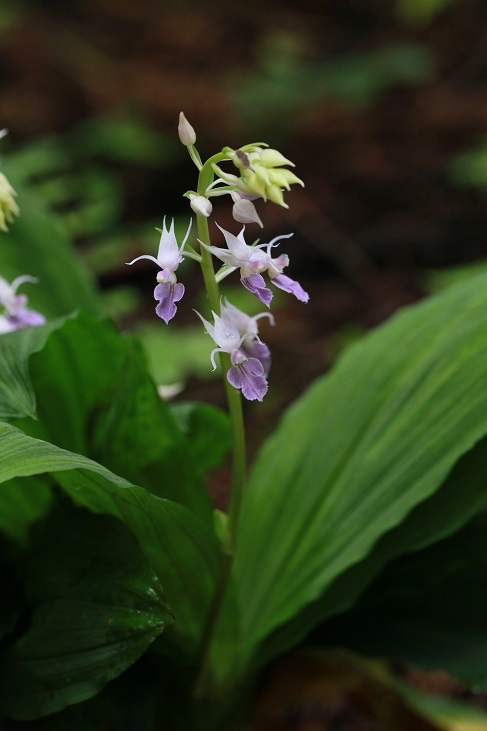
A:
0 274 45 333
195 306 268 401
127 217 192 324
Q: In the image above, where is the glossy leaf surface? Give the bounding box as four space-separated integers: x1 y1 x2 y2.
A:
0 505 172 720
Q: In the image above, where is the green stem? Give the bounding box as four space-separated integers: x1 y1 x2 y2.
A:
193 155 248 697
195 213 247 551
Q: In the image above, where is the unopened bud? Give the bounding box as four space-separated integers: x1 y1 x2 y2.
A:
178 112 196 147
190 194 212 217
258 149 294 168
231 193 263 227
0 172 19 231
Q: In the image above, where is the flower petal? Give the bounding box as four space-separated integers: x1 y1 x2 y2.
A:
227 358 268 401
154 282 185 324
232 198 263 228
241 274 273 307
243 339 271 377
216 224 252 262
272 274 309 303
8 309 45 328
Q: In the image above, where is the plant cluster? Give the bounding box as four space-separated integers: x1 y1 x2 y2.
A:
1 117 487 730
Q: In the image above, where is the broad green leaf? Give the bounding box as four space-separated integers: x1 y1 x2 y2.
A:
0 423 221 650
14 313 213 520
234 270 487 666
258 436 487 669
0 317 69 420
0 504 172 720
0 161 100 319
0 476 52 543
170 402 232 477
319 511 487 691
90 340 213 520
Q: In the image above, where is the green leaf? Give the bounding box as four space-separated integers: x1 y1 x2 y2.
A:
170 402 232 476
0 504 173 720
259 435 487 669
13 313 213 521
0 476 52 543
0 423 222 651
91 341 214 520
320 510 487 691
233 270 487 668
0 161 101 319
0 317 70 420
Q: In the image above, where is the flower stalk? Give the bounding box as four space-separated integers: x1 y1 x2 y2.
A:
195 176 247 553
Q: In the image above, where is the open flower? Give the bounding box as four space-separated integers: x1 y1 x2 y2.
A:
202 225 308 307
127 217 192 323
0 274 45 332
220 298 274 376
195 307 268 401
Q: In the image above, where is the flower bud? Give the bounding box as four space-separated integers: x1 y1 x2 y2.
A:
0 172 19 231
190 194 212 217
258 148 294 168
231 193 263 227
178 112 196 147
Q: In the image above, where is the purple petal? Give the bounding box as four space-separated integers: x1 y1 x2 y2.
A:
8 308 45 328
227 357 268 401
272 274 309 303
241 274 273 308
243 339 271 377
154 282 185 324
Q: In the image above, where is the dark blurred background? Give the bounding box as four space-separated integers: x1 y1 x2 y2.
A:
1 0 487 422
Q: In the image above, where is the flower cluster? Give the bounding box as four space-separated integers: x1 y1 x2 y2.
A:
0 275 45 334
127 114 308 402
215 146 304 209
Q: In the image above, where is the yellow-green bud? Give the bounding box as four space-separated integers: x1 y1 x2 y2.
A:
0 172 19 232
229 144 303 208
255 148 294 168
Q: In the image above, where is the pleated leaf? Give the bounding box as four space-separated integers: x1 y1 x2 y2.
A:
234 271 487 664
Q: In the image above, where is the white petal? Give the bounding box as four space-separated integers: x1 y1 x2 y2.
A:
126 254 160 267
216 223 252 262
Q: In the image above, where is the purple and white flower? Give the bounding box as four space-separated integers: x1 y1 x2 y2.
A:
201 225 309 307
220 298 273 376
195 306 268 401
127 217 192 324
0 274 45 333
